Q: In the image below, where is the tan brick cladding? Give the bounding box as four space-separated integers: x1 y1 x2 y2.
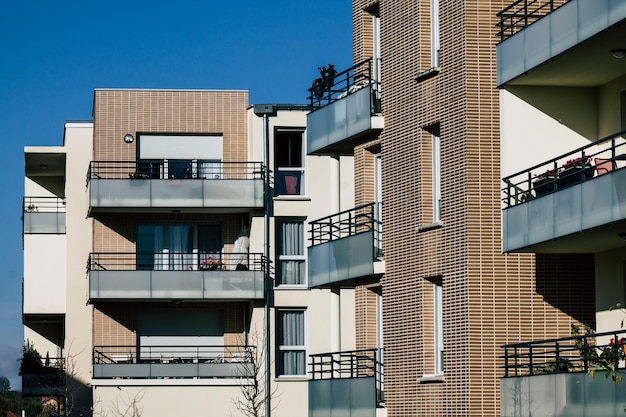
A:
92 89 248 162
93 212 249 257
93 302 249 352
350 1 596 416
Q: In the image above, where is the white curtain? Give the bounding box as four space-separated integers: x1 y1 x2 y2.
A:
279 222 304 285
151 226 167 271
169 225 193 270
279 311 305 375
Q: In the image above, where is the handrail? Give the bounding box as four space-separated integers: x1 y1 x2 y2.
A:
307 58 382 113
23 197 66 213
501 129 626 208
88 160 264 180
93 344 255 364
309 348 384 406
309 202 382 249
501 328 626 377
88 252 266 272
496 0 572 42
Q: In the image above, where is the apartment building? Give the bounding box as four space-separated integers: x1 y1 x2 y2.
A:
22 89 356 416
498 1 626 416
303 0 607 416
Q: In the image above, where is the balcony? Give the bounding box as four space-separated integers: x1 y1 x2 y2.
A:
308 203 383 288
497 0 626 87
306 59 384 156
23 197 66 234
502 130 626 253
88 252 265 301
309 348 384 417
501 329 626 417
21 357 65 397
88 161 264 214
93 345 254 379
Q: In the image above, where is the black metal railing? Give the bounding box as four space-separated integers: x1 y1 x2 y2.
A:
502 329 626 377
309 348 384 405
23 197 66 213
87 252 266 272
94 344 255 365
502 129 626 208
88 160 264 181
309 202 383 255
307 58 382 113
496 0 572 41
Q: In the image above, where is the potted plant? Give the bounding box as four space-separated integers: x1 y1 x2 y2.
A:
533 169 557 197
311 78 325 99
200 256 224 271
558 155 594 188
319 64 336 89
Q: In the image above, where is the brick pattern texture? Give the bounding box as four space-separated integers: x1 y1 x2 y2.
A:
350 1 596 416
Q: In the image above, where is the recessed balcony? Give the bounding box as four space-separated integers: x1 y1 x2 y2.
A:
501 329 626 417
88 252 265 301
23 197 66 234
497 0 626 88
502 130 626 253
309 348 384 417
308 203 383 288
88 161 264 214
93 345 254 379
306 59 384 156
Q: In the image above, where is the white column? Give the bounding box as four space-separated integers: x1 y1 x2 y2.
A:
329 154 341 352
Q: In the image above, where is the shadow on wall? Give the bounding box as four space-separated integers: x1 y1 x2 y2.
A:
535 253 596 329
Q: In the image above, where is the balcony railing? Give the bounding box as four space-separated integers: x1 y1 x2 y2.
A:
88 252 265 301
22 197 66 234
502 329 626 378
496 0 572 41
21 356 66 396
309 202 382 254
88 252 265 272
308 203 383 287
88 160 263 180
309 348 384 411
307 58 381 113
93 345 255 379
502 129 626 208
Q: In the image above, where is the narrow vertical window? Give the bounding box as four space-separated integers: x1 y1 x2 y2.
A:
276 310 306 376
374 153 383 258
274 129 305 196
433 277 444 375
431 0 440 68
433 132 441 223
276 219 306 286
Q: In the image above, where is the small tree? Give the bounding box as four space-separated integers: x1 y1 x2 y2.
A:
231 330 279 417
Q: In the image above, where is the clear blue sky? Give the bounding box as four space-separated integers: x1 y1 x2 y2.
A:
0 0 352 391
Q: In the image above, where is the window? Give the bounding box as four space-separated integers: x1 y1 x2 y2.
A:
276 310 306 376
137 134 223 179
431 0 440 67
274 130 304 196
137 224 222 270
432 132 441 223
276 220 306 286
433 277 444 375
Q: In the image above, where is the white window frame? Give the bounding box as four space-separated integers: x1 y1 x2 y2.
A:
276 309 307 377
431 0 440 68
434 278 444 375
433 133 441 223
274 129 305 196
275 219 307 287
